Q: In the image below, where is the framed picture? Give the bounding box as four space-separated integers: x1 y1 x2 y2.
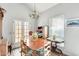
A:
67 19 79 27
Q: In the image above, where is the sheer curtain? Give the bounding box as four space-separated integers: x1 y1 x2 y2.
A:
52 15 64 41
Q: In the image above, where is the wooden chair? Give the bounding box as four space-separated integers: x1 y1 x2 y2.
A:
20 40 30 56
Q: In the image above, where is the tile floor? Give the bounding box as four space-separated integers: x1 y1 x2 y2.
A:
8 48 21 56
8 48 63 56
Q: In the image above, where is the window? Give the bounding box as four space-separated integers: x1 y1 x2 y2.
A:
14 21 29 43
24 22 29 43
15 21 22 43
52 15 64 40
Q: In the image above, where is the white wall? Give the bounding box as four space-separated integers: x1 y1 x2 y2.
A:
64 27 79 56
37 3 79 55
38 3 79 26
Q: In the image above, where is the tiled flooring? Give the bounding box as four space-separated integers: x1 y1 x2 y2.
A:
8 48 63 56
8 48 21 56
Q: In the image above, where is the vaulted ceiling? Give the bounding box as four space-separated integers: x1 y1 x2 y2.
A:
22 3 58 13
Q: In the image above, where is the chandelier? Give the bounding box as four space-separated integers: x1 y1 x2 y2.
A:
29 4 39 19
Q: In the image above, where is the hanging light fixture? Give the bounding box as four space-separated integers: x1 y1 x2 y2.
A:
29 3 39 19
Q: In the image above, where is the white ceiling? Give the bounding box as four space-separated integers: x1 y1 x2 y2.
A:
23 3 58 13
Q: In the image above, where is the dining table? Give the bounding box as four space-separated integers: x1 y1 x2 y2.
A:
28 38 47 56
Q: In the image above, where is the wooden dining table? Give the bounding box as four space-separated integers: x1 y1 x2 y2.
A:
29 38 47 50
28 38 47 56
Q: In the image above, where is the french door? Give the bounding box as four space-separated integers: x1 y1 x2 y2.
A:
14 20 29 45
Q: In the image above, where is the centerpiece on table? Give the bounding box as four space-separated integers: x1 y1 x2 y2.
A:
32 32 38 40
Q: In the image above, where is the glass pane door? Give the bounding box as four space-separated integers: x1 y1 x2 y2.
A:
15 21 22 43
14 21 29 44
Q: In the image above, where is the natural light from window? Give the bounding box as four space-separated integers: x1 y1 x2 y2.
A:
52 16 64 40
14 21 29 44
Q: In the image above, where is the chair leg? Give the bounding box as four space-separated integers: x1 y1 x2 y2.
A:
20 50 23 56
56 48 63 55
32 50 38 56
